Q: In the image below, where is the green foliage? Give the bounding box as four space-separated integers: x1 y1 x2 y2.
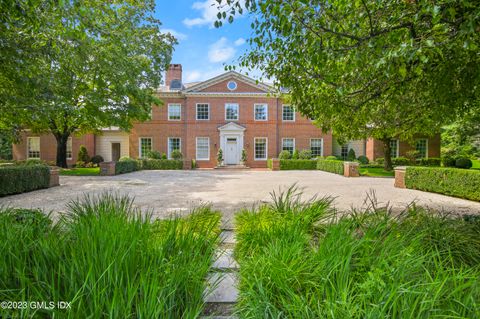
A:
377 157 412 166
292 149 299 160
77 145 89 163
75 161 86 168
325 155 337 161
234 188 480 318
115 158 140 175
267 158 273 169
278 150 291 160
0 131 13 160
0 194 220 318
406 167 480 201
347 148 356 161
171 150 183 160
455 157 473 169
141 159 183 170
60 167 100 176
359 167 395 177
279 159 317 170
418 157 441 167
298 149 312 159
241 149 247 162
442 155 457 167
90 155 104 164
316 159 344 175
217 148 223 165
0 164 50 196
357 155 369 164
442 108 480 158
161 153 167 160
146 150 162 159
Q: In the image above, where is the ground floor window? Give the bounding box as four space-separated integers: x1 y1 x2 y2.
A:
415 138 428 158
168 137 181 159
341 144 349 160
66 137 72 159
254 138 267 160
310 138 323 157
139 137 152 158
196 137 210 160
27 137 40 158
282 138 295 154
390 139 399 158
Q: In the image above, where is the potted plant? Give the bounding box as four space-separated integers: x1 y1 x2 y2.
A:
217 148 224 166
240 149 247 165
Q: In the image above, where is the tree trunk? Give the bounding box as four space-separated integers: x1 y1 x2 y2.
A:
382 138 393 171
54 133 69 168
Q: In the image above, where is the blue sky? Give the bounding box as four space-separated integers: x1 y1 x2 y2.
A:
155 0 255 83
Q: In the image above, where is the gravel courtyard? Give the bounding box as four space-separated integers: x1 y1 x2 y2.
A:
1 170 479 228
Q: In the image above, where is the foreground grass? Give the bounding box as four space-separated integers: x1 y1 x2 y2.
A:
235 187 480 318
359 166 395 177
0 194 220 318
60 167 100 176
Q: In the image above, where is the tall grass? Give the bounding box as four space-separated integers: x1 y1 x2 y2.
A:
235 186 480 318
0 193 220 318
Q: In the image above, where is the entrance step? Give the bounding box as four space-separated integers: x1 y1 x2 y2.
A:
214 165 249 170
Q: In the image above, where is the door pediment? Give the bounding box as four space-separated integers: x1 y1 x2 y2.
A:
218 122 246 132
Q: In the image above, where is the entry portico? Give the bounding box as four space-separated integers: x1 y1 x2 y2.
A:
218 122 246 165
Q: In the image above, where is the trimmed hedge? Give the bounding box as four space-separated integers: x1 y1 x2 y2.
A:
279 159 317 170
405 167 480 201
0 164 50 196
316 159 344 175
142 159 183 170
115 158 141 175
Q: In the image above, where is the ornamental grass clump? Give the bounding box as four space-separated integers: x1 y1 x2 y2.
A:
0 193 221 318
235 186 480 318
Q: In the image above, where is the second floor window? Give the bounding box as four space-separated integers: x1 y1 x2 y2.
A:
282 105 295 121
225 103 239 120
168 104 181 120
196 103 209 120
254 104 268 121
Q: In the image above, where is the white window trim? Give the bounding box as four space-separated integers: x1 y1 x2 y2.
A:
26 136 40 159
196 137 210 161
168 104 181 121
168 137 181 159
196 103 210 120
310 138 324 157
225 103 239 121
254 103 268 121
254 137 268 161
66 137 73 160
138 137 153 158
282 138 295 152
416 138 428 158
282 105 296 122
391 139 400 158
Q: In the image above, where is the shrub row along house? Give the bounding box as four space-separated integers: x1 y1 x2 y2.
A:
12 64 440 168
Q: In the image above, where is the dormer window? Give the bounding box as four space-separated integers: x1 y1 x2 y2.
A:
227 80 237 91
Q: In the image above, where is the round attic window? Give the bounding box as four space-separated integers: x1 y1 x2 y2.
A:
227 80 237 91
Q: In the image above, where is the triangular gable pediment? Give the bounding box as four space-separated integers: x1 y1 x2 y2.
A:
185 71 273 94
218 122 246 131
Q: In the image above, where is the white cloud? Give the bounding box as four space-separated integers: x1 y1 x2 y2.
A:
184 68 227 82
234 38 246 46
208 37 236 63
183 0 246 28
184 71 202 82
161 28 187 41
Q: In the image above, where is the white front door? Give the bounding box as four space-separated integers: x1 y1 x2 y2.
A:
225 138 238 164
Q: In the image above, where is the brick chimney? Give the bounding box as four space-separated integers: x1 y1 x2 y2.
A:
166 64 182 87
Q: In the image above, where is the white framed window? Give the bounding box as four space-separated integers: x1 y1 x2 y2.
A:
310 138 323 157
254 137 268 160
282 138 295 154
225 103 239 121
168 104 181 121
196 103 210 120
66 137 73 159
27 137 40 158
196 137 210 160
341 144 349 160
168 137 181 159
390 139 399 158
282 105 295 121
415 138 428 158
254 104 268 121
139 137 152 158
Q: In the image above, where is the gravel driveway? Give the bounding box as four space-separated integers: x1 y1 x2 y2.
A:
1 170 479 228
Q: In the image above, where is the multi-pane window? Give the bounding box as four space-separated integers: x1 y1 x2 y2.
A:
341 144 349 160
310 138 323 157
66 137 72 159
139 137 152 158
168 137 181 159
225 103 239 120
196 103 209 120
254 104 268 121
416 139 428 158
168 104 181 120
254 138 267 160
282 105 295 121
27 137 40 158
282 138 295 154
390 139 399 158
196 137 210 160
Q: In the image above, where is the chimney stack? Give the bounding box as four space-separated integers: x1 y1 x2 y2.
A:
166 64 182 89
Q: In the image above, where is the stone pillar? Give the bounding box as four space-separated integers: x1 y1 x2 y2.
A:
49 168 60 187
271 158 280 171
394 166 407 188
183 159 192 170
100 161 116 176
343 162 359 177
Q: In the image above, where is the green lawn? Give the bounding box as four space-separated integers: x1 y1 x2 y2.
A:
472 159 480 170
60 167 100 176
359 167 395 177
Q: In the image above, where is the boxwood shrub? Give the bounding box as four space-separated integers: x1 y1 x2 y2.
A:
316 159 344 175
0 164 50 196
115 158 140 175
405 167 480 201
418 157 441 167
141 159 183 170
279 159 317 170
